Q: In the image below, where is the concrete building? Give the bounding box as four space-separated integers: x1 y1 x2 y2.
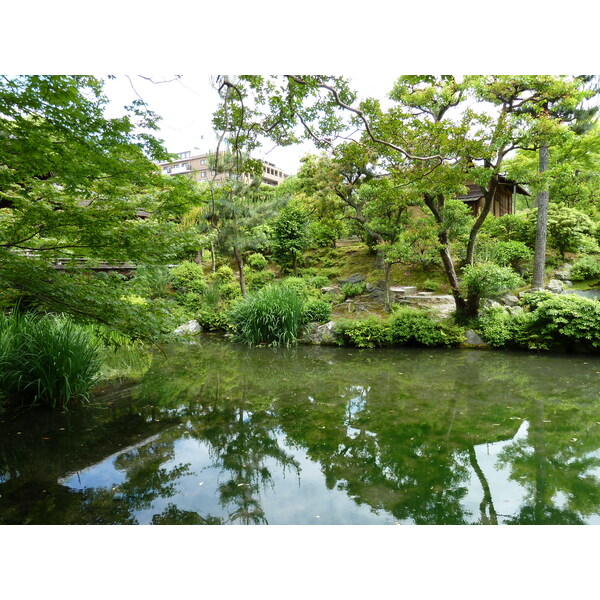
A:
158 150 288 186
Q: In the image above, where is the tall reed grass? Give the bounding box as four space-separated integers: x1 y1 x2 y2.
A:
0 312 102 409
228 283 304 347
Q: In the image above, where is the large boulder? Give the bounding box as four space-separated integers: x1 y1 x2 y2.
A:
172 320 202 337
339 273 366 285
546 279 564 294
464 330 488 348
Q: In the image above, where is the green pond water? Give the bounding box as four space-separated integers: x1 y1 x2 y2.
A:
1 338 600 525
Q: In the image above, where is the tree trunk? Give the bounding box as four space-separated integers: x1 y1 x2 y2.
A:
210 241 216 273
383 261 392 312
439 244 468 316
233 246 246 297
532 143 550 290
194 249 203 265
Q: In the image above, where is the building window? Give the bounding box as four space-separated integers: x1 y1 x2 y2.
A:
201 171 206 178
201 159 206 165
179 151 190 159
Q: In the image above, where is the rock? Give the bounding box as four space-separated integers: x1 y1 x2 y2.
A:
339 274 366 285
172 320 202 336
389 286 418 296
546 279 564 294
502 294 519 307
554 265 573 281
320 285 341 295
483 299 501 309
300 321 338 345
564 280 573 288
506 306 524 316
464 330 488 347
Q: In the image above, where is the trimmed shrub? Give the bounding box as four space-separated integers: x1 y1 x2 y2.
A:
478 306 528 348
228 283 305 346
246 269 275 292
213 265 235 285
0 312 101 409
280 277 310 298
461 263 522 300
301 299 332 324
195 308 230 332
389 307 465 347
246 253 268 271
335 316 391 348
570 256 600 281
170 261 207 294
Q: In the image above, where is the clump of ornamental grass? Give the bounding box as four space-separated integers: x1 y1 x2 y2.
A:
228 283 304 347
0 312 102 409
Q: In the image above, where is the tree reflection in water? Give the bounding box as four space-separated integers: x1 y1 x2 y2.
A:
2 340 600 524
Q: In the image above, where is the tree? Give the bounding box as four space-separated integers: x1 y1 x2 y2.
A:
0 75 199 335
270 204 309 275
211 75 589 319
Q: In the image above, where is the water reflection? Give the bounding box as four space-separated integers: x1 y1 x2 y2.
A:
1 340 600 524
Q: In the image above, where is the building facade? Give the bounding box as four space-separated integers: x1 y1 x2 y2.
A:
158 150 288 186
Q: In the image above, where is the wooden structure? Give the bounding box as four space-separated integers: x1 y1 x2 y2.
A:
456 175 530 217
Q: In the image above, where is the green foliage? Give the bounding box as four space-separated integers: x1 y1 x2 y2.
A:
490 240 534 269
335 309 463 348
308 219 343 248
280 277 310 298
478 307 528 348
228 283 305 346
245 269 275 292
130 266 171 299
461 263 523 299
389 307 465 347
546 205 598 257
213 265 235 285
335 316 391 348
195 308 230 332
301 299 332 324
0 76 200 326
480 294 600 352
341 281 367 299
246 253 268 271
481 213 534 245
570 256 600 281
270 205 310 272
0 312 101 409
422 279 443 292
170 261 207 294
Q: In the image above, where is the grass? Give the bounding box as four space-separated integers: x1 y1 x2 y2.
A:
0 312 102 409
228 283 305 347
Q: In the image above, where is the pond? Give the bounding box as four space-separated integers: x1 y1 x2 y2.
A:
1 338 600 525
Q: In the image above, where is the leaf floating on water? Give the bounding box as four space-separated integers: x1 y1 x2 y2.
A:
42 437 50 440
571 438 578 442
492 423 500 426
543 420 551 423
509 417 521 420
198 482 204 486
315 515 320 519
237 483 246 487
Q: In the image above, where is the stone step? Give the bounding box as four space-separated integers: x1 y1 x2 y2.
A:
396 294 455 305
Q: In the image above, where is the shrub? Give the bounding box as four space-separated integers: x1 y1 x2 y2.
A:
491 240 533 269
219 282 242 300
195 308 230 332
520 294 600 351
170 261 207 294
478 306 527 348
335 316 391 348
461 263 522 299
213 265 235 285
301 299 332 324
482 212 534 245
0 312 101 409
228 283 305 346
341 281 367 299
246 269 275 292
280 277 309 298
546 205 598 257
246 253 268 271
422 279 442 292
389 307 465 347
570 256 600 281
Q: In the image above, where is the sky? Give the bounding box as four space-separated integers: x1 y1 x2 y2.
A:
101 74 398 175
